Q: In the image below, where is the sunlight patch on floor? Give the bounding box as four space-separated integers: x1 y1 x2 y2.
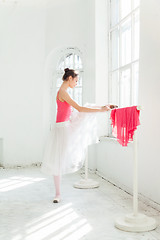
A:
0 176 45 192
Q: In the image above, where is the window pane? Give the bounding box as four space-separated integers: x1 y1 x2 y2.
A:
65 54 73 68
111 71 119 106
133 10 140 61
120 68 131 107
74 87 82 105
132 62 139 105
75 54 82 69
134 0 140 9
110 0 119 27
58 58 65 71
77 75 82 87
67 88 73 98
120 0 131 19
111 28 119 70
121 18 131 66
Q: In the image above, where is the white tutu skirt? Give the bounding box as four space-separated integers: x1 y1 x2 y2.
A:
41 105 108 176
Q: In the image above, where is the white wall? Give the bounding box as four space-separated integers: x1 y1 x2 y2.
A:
95 0 108 105
0 0 97 167
44 0 109 170
0 3 46 166
43 0 98 169
95 0 160 206
45 0 96 105
138 0 160 204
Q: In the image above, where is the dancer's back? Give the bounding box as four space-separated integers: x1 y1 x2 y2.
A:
56 90 72 123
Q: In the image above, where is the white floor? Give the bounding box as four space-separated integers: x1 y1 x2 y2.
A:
0 167 160 240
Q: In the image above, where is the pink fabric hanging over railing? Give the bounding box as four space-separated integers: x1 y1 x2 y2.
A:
110 106 140 146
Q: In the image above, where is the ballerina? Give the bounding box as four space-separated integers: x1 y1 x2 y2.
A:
41 68 116 203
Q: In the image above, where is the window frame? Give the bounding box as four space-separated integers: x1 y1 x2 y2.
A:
108 0 140 136
56 47 84 106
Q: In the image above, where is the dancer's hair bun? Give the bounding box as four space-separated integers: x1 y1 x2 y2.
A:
62 68 78 81
64 68 70 72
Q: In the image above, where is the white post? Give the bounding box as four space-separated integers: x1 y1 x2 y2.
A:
133 130 138 216
115 105 157 232
73 146 99 189
85 147 88 181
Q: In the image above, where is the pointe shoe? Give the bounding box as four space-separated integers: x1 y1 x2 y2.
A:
53 196 61 203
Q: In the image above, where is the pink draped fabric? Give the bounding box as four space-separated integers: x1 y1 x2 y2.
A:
110 106 140 146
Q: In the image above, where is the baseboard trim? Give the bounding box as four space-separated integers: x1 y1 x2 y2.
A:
95 170 160 212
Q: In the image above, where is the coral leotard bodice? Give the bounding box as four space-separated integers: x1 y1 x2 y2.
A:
56 91 72 123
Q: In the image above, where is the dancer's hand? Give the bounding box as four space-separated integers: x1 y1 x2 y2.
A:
109 104 118 109
106 104 118 109
100 105 110 112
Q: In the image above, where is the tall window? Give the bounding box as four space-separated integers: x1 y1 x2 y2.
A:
56 47 83 106
108 0 140 136
109 0 140 108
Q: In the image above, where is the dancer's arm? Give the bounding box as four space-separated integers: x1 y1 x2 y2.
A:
61 90 110 112
91 104 118 109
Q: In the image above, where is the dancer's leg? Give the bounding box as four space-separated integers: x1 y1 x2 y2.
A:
53 175 61 203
